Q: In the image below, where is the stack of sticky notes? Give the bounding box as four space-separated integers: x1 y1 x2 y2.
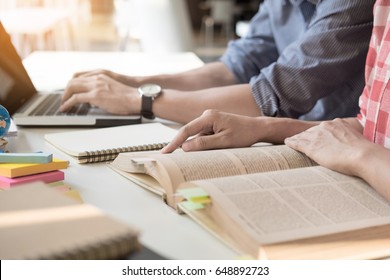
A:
0 152 81 202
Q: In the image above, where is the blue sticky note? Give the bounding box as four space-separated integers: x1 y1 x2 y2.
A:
0 152 53 164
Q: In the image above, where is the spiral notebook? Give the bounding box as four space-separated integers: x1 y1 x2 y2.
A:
44 123 179 163
0 182 140 259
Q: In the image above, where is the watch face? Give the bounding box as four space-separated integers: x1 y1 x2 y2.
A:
139 84 162 98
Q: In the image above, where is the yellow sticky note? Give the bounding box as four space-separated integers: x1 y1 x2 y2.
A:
190 196 212 204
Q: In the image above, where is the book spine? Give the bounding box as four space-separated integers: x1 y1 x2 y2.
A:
83 143 168 163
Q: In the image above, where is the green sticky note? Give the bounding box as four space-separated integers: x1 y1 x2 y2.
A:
178 187 209 200
180 200 204 211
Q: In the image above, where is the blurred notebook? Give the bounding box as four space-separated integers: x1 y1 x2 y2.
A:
0 21 140 127
0 183 140 259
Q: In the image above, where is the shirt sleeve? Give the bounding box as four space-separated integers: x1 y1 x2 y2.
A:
222 0 375 118
220 2 279 85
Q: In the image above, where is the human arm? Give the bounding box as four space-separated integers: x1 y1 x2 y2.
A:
284 118 390 202
69 61 237 91
161 110 318 153
60 76 261 123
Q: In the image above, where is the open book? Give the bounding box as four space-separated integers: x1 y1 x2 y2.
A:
109 144 316 207
109 144 390 259
0 182 140 259
44 123 178 163
178 167 390 259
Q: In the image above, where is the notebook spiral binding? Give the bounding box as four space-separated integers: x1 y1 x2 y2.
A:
82 142 169 163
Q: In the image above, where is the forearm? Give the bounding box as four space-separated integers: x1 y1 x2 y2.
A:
255 117 319 144
350 144 390 202
153 84 260 124
115 62 237 91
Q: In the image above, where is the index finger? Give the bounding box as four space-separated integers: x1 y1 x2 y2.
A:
161 116 212 153
61 78 91 103
59 92 92 112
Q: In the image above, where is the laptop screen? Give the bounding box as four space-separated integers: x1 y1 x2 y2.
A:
0 21 37 115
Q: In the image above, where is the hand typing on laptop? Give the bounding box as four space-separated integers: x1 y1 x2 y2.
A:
59 64 260 125
60 73 141 115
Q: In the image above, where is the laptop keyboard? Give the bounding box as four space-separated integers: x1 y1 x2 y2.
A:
30 94 91 116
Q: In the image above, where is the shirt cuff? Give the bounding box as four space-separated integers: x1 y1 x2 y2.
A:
250 76 279 117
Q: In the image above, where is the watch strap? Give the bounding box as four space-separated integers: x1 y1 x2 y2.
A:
141 95 155 119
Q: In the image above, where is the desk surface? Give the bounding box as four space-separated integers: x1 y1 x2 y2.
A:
13 51 238 260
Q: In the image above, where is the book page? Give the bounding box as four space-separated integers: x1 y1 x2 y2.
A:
107 163 166 198
152 145 315 195
194 166 390 249
112 145 316 207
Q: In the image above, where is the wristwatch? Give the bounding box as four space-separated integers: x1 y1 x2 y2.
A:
138 83 162 119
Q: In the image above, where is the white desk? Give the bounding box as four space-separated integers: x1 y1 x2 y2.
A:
13 51 238 260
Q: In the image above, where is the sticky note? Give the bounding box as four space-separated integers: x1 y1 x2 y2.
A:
0 152 53 164
180 200 205 211
177 187 210 204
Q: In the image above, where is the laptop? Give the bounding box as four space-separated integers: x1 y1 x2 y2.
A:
0 21 141 127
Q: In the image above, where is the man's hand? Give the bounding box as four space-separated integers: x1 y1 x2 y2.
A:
285 118 367 175
60 73 140 115
161 110 261 153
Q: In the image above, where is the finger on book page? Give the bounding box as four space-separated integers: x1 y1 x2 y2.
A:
161 117 214 153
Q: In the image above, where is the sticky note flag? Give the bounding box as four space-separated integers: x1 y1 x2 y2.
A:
177 187 211 204
180 200 204 211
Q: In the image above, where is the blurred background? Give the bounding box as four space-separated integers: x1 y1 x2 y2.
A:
0 0 261 62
